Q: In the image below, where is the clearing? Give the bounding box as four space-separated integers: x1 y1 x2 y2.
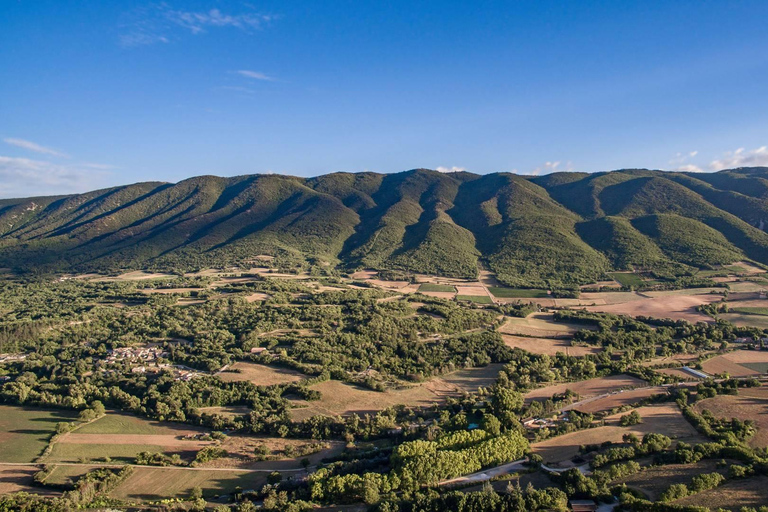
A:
290 365 502 421
524 375 647 403
693 386 768 447
673 474 768 511
501 313 590 338
617 460 727 501
501 334 598 357
218 362 306 386
109 467 264 501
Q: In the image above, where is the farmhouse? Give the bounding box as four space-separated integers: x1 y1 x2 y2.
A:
569 499 598 512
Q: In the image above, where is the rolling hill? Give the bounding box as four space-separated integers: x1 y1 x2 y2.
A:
1 167 768 288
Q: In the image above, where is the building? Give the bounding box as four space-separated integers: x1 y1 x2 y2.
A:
569 499 598 512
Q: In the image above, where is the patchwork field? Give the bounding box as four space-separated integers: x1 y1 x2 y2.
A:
532 404 703 464
290 365 502 421
501 334 599 356
109 467 263 501
488 287 549 298
524 375 647 403
693 386 768 447
0 406 78 463
217 362 306 386
501 313 589 338
701 350 768 377
418 283 455 293
673 475 768 511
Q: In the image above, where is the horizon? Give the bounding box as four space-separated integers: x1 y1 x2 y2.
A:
2 1 768 198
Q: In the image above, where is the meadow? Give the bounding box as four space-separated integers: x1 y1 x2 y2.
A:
0 406 78 463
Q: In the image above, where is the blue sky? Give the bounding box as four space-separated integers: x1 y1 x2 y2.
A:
2 0 768 197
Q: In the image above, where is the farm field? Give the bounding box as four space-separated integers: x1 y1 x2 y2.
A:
673 475 768 510
565 386 669 414
204 436 344 470
488 287 548 298
656 367 702 380
501 313 590 338
700 350 768 377
109 467 263 501
501 334 599 356
290 365 503 421
217 362 306 386
0 464 57 496
418 283 455 293
607 272 645 288
524 375 646 403
0 406 78 463
617 460 726 501
731 306 768 316
720 312 768 328
456 295 493 304
693 386 768 447
582 290 721 323
76 412 206 436
532 404 703 464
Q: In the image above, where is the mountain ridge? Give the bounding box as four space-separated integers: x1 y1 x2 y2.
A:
2 167 768 288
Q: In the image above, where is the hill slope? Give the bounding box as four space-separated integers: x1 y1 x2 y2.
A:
1 167 768 287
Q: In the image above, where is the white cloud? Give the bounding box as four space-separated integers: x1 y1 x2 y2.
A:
435 166 466 173
236 70 275 81
0 156 112 198
710 146 768 171
3 138 69 158
528 160 573 176
676 164 704 173
119 5 276 47
668 150 701 172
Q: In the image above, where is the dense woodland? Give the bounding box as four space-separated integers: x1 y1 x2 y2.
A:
2 167 768 289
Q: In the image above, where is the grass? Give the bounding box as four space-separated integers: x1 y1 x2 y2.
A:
418 283 455 293
488 287 548 298
456 295 493 304
607 272 645 288
0 406 78 463
109 467 263 501
46 443 169 463
741 362 768 373
732 307 768 316
76 412 198 435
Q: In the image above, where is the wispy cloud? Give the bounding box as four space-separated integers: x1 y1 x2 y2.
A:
119 5 276 47
528 160 573 176
710 146 768 171
435 166 466 173
0 156 112 198
3 138 69 158
669 151 702 172
236 70 275 81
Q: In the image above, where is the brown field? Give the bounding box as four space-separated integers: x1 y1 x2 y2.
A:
524 375 647 402
582 291 720 323
673 475 768 511
618 460 726 501
139 287 203 295
656 367 699 380
501 334 599 356
579 291 646 305
419 291 456 299
733 261 766 275
101 271 177 281
693 386 768 447
0 464 58 496
566 386 669 414
455 285 489 297
640 353 706 367
701 350 768 377
218 362 306 386
501 313 589 338
110 467 264 501
720 312 768 328
532 404 703 464
290 365 502 421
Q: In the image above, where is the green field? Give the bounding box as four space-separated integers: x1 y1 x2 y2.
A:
110 467 264 500
46 442 170 463
488 287 549 298
418 283 456 293
456 295 493 304
0 406 78 463
76 413 192 435
44 465 94 487
741 362 768 374
732 307 768 317
607 272 645 287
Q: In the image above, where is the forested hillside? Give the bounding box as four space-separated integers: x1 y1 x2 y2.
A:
1 167 768 287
